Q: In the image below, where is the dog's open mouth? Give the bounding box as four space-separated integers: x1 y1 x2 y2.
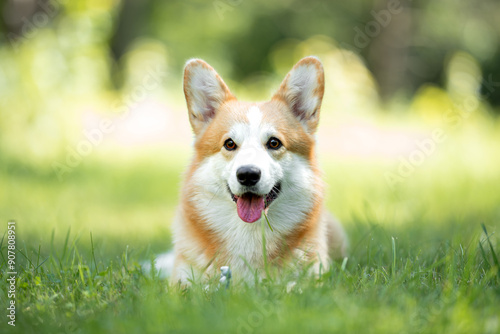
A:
228 183 281 223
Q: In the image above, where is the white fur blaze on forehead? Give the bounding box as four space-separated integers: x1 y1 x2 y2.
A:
273 56 325 134
183 59 235 135
229 106 275 146
247 106 262 129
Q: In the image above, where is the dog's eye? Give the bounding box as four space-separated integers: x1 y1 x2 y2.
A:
267 137 282 150
224 138 237 151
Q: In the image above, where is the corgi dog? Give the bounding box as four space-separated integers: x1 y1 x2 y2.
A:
169 56 347 283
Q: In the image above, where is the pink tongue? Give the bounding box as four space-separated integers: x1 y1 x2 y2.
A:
236 194 265 223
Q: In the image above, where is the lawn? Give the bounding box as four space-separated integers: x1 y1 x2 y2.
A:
1 120 500 334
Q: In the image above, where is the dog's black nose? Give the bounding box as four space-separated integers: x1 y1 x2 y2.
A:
236 165 261 187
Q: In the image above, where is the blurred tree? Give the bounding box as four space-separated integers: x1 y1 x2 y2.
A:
1 0 500 108
110 0 151 61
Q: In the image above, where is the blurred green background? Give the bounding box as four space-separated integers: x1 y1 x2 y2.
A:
1 1 500 333
1 0 500 257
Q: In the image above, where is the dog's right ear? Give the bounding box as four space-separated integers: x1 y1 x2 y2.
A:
183 59 235 135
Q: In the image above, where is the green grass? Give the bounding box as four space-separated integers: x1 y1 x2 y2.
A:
1 141 500 333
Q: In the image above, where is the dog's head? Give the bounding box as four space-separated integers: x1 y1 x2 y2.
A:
183 57 324 224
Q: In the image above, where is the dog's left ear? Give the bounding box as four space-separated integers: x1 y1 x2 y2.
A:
184 59 235 135
273 56 325 134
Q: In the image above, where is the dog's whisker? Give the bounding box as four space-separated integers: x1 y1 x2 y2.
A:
282 179 301 198
207 184 223 207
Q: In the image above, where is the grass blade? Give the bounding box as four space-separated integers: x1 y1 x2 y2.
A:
261 218 272 281
481 224 499 278
482 224 499 267
392 237 396 277
263 212 274 232
90 232 98 274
